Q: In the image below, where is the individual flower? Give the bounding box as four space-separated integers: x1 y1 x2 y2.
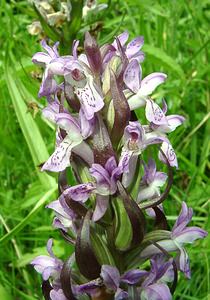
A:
64 53 104 121
158 141 178 168
124 63 167 110
104 31 145 64
119 121 165 187
31 239 63 282
41 101 94 172
57 157 125 221
145 99 185 134
137 159 167 216
138 159 167 202
27 20 42 35
77 264 147 299
140 202 208 278
140 254 173 300
32 40 72 97
46 200 74 232
89 156 122 196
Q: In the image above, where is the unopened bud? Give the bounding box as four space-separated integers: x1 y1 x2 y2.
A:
84 32 102 75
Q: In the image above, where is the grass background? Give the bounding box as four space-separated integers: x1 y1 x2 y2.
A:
0 0 209 299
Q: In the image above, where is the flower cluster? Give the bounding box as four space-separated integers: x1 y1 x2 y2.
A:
31 31 207 300
27 0 107 37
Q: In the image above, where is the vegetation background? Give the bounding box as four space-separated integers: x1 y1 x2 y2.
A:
0 0 209 299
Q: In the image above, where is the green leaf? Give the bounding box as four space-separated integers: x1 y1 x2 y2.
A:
0 285 12 300
4 62 56 189
0 185 57 245
143 44 185 80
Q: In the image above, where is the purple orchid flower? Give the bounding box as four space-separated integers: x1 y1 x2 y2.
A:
64 49 104 121
58 157 123 221
158 141 178 168
140 202 207 278
31 239 63 282
138 159 168 202
41 101 94 172
104 31 145 64
143 99 185 168
46 200 74 232
119 121 165 187
31 32 206 300
77 264 147 299
50 289 68 300
124 66 167 110
137 159 167 217
145 99 185 133
140 255 173 300
32 40 71 97
90 156 122 196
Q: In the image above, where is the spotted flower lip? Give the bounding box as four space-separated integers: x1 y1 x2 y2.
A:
119 121 165 187
41 101 94 172
145 99 185 133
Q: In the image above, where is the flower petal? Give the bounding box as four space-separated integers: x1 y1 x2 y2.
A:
145 99 168 125
126 36 144 58
121 269 147 284
174 227 208 245
42 101 60 123
141 283 172 300
123 60 142 93
32 52 51 66
113 31 129 49
38 71 58 97
105 156 118 175
166 115 185 132
41 136 78 172
100 265 120 291
63 183 95 202
75 76 104 120
176 247 191 279
92 195 109 222
139 72 167 96
79 108 95 139
172 202 193 234
55 113 81 139
158 142 178 168
50 288 68 300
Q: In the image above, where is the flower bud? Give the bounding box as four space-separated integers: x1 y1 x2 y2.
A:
84 32 102 75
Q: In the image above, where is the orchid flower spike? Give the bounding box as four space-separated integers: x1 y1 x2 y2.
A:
31 31 207 300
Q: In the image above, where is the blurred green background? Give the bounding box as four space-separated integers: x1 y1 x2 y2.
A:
0 0 209 299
